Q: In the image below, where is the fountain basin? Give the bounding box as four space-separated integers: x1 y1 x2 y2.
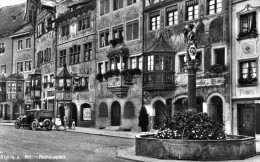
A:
135 134 256 160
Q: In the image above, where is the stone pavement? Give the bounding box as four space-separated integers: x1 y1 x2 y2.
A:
1 122 260 162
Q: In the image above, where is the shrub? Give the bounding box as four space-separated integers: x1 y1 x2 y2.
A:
155 111 226 140
138 106 149 132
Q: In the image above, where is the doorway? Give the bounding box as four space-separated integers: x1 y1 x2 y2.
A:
111 101 121 126
59 106 65 125
238 104 255 137
71 103 78 126
208 96 223 123
13 104 20 120
154 100 166 129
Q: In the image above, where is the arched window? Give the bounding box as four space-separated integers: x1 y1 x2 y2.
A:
99 102 108 117
124 101 135 118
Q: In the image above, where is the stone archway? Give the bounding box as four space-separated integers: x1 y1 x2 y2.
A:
70 103 78 126
153 100 166 129
173 97 188 114
111 101 121 126
208 96 223 123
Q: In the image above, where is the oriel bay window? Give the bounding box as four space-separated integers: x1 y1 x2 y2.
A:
238 60 257 85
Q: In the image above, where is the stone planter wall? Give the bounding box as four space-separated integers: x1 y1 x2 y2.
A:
136 134 256 160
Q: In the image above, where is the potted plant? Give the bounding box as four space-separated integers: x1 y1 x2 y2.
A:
209 64 228 74
238 75 257 85
96 73 103 82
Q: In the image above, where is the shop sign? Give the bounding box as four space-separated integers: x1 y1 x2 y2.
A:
83 108 91 120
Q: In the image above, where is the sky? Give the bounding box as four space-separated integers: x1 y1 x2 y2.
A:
0 0 26 8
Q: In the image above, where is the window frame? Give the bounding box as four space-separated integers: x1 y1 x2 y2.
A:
100 0 110 16
61 24 69 37
211 45 227 66
59 49 67 67
185 0 199 21
113 0 123 11
239 60 257 85
17 40 23 51
99 29 110 48
84 42 92 62
69 45 81 65
112 25 124 40
207 0 222 15
78 16 91 31
166 5 179 26
17 61 24 73
24 60 32 71
25 38 32 49
1 65 6 74
126 20 139 41
149 11 160 31
0 43 5 54
127 0 136 6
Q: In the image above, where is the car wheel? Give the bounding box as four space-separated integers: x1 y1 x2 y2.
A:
14 120 21 129
43 119 52 131
31 121 37 131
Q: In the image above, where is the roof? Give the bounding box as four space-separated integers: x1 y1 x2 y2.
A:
7 73 24 81
107 43 130 58
29 66 42 75
145 34 175 54
56 64 72 79
0 75 7 82
0 3 26 36
9 23 34 38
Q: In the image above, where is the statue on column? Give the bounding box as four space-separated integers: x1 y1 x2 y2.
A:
183 24 198 61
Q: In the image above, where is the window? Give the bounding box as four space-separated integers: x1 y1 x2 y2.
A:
25 60 32 71
50 74 54 87
98 62 104 74
37 51 44 65
165 55 173 71
166 5 178 26
179 55 186 73
44 76 48 83
149 11 160 30
1 65 6 74
186 0 199 20
126 20 139 41
131 57 136 69
100 0 110 16
127 0 136 6
69 45 80 64
240 60 257 83
45 48 51 62
84 42 92 61
154 55 164 70
207 0 222 15
112 25 123 40
212 47 225 65
137 56 142 70
26 38 31 49
17 62 23 72
59 50 66 67
18 40 23 50
25 82 30 94
61 25 69 37
148 55 154 71
113 0 123 10
240 12 256 34
196 51 202 71
37 22 44 36
100 30 109 47
124 101 135 118
46 17 53 31
0 43 5 54
78 17 91 31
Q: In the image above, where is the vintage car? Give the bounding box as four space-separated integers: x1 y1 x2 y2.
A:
14 109 53 131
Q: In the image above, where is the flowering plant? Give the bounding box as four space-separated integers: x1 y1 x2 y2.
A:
155 111 226 140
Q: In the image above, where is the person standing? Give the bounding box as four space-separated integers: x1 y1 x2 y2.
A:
63 116 67 130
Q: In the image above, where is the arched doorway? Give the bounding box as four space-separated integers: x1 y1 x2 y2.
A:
208 96 223 123
154 100 166 129
13 104 19 119
196 97 204 113
59 106 65 125
111 101 121 126
70 103 78 126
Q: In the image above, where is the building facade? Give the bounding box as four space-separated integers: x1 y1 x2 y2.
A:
55 0 96 127
231 0 260 143
142 0 232 133
0 3 28 120
95 0 143 129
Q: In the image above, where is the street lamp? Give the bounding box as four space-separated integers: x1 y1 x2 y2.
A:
183 24 199 112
